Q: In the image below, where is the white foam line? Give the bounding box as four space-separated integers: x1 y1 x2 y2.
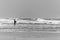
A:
0 31 60 33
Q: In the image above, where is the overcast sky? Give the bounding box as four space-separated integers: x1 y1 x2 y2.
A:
0 0 60 18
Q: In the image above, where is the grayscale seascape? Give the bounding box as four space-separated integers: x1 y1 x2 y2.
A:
0 23 60 40
1 0 60 40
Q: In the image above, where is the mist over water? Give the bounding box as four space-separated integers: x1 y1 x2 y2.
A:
0 0 60 18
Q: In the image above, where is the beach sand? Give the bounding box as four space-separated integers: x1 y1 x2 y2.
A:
0 32 60 40
0 24 60 40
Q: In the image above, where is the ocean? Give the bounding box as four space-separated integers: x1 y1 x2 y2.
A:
0 24 60 40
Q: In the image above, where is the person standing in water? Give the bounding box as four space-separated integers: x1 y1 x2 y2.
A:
14 19 16 25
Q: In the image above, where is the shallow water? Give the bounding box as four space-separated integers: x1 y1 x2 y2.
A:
0 32 60 40
0 24 60 40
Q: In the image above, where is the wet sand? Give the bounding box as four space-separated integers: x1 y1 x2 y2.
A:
0 24 60 40
0 32 60 40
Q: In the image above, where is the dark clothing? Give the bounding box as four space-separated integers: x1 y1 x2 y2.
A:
14 19 16 25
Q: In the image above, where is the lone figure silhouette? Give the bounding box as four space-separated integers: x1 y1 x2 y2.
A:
14 19 16 25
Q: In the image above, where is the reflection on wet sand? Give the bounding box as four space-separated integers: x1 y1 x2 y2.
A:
0 22 60 40
0 32 60 40
0 25 59 40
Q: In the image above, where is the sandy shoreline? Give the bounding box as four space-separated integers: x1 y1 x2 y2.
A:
0 32 60 40
0 24 60 40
